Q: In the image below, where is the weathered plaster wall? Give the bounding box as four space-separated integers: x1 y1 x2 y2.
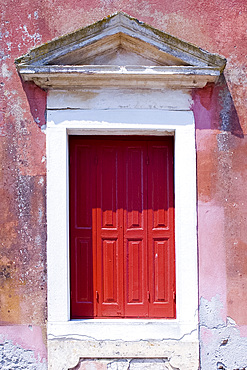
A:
194 77 247 368
1 1 247 369
0 2 47 368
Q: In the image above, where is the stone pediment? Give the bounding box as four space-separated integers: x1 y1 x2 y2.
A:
16 12 226 89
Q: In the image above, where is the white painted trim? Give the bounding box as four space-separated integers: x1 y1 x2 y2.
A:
47 89 192 111
47 107 198 343
19 65 219 89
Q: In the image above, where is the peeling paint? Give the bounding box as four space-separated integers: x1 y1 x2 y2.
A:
0 339 47 369
200 296 225 330
200 316 247 370
200 295 247 369
1 64 12 79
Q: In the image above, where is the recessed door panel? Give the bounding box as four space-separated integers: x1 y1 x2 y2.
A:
126 147 144 230
153 239 169 303
102 239 118 303
126 239 144 303
101 146 117 229
75 238 93 303
149 146 169 229
75 145 93 229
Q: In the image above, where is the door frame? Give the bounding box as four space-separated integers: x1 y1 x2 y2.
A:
47 108 198 340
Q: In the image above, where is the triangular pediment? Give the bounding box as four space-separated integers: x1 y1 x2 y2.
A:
16 12 226 89
38 32 192 67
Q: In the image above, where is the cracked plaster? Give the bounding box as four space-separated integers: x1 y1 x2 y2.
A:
200 296 247 369
0 340 47 370
74 359 180 370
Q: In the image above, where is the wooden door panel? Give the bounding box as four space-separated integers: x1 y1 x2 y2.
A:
75 145 94 229
148 140 175 318
70 139 96 318
102 239 118 303
153 239 169 303
124 143 148 317
126 239 144 303
101 146 117 229
75 237 93 303
149 145 169 230
126 147 144 230
97 143 124 317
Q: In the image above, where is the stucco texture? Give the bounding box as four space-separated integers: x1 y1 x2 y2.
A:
0 1 247 369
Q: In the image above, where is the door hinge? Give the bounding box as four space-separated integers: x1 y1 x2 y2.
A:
95 156 98 165
96 290 99 302
173 291 176 302
146 156 149 165
147 291 150 302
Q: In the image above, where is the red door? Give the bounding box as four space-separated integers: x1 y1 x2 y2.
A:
70 136 175 318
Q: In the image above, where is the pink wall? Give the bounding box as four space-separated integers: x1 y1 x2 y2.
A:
1 0 247 368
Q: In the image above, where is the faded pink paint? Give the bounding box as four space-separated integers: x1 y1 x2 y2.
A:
78 361 107 370
0 325 46 361
200 327 214 346
197 200 226 313
239 326 247 337
193 76 247 328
